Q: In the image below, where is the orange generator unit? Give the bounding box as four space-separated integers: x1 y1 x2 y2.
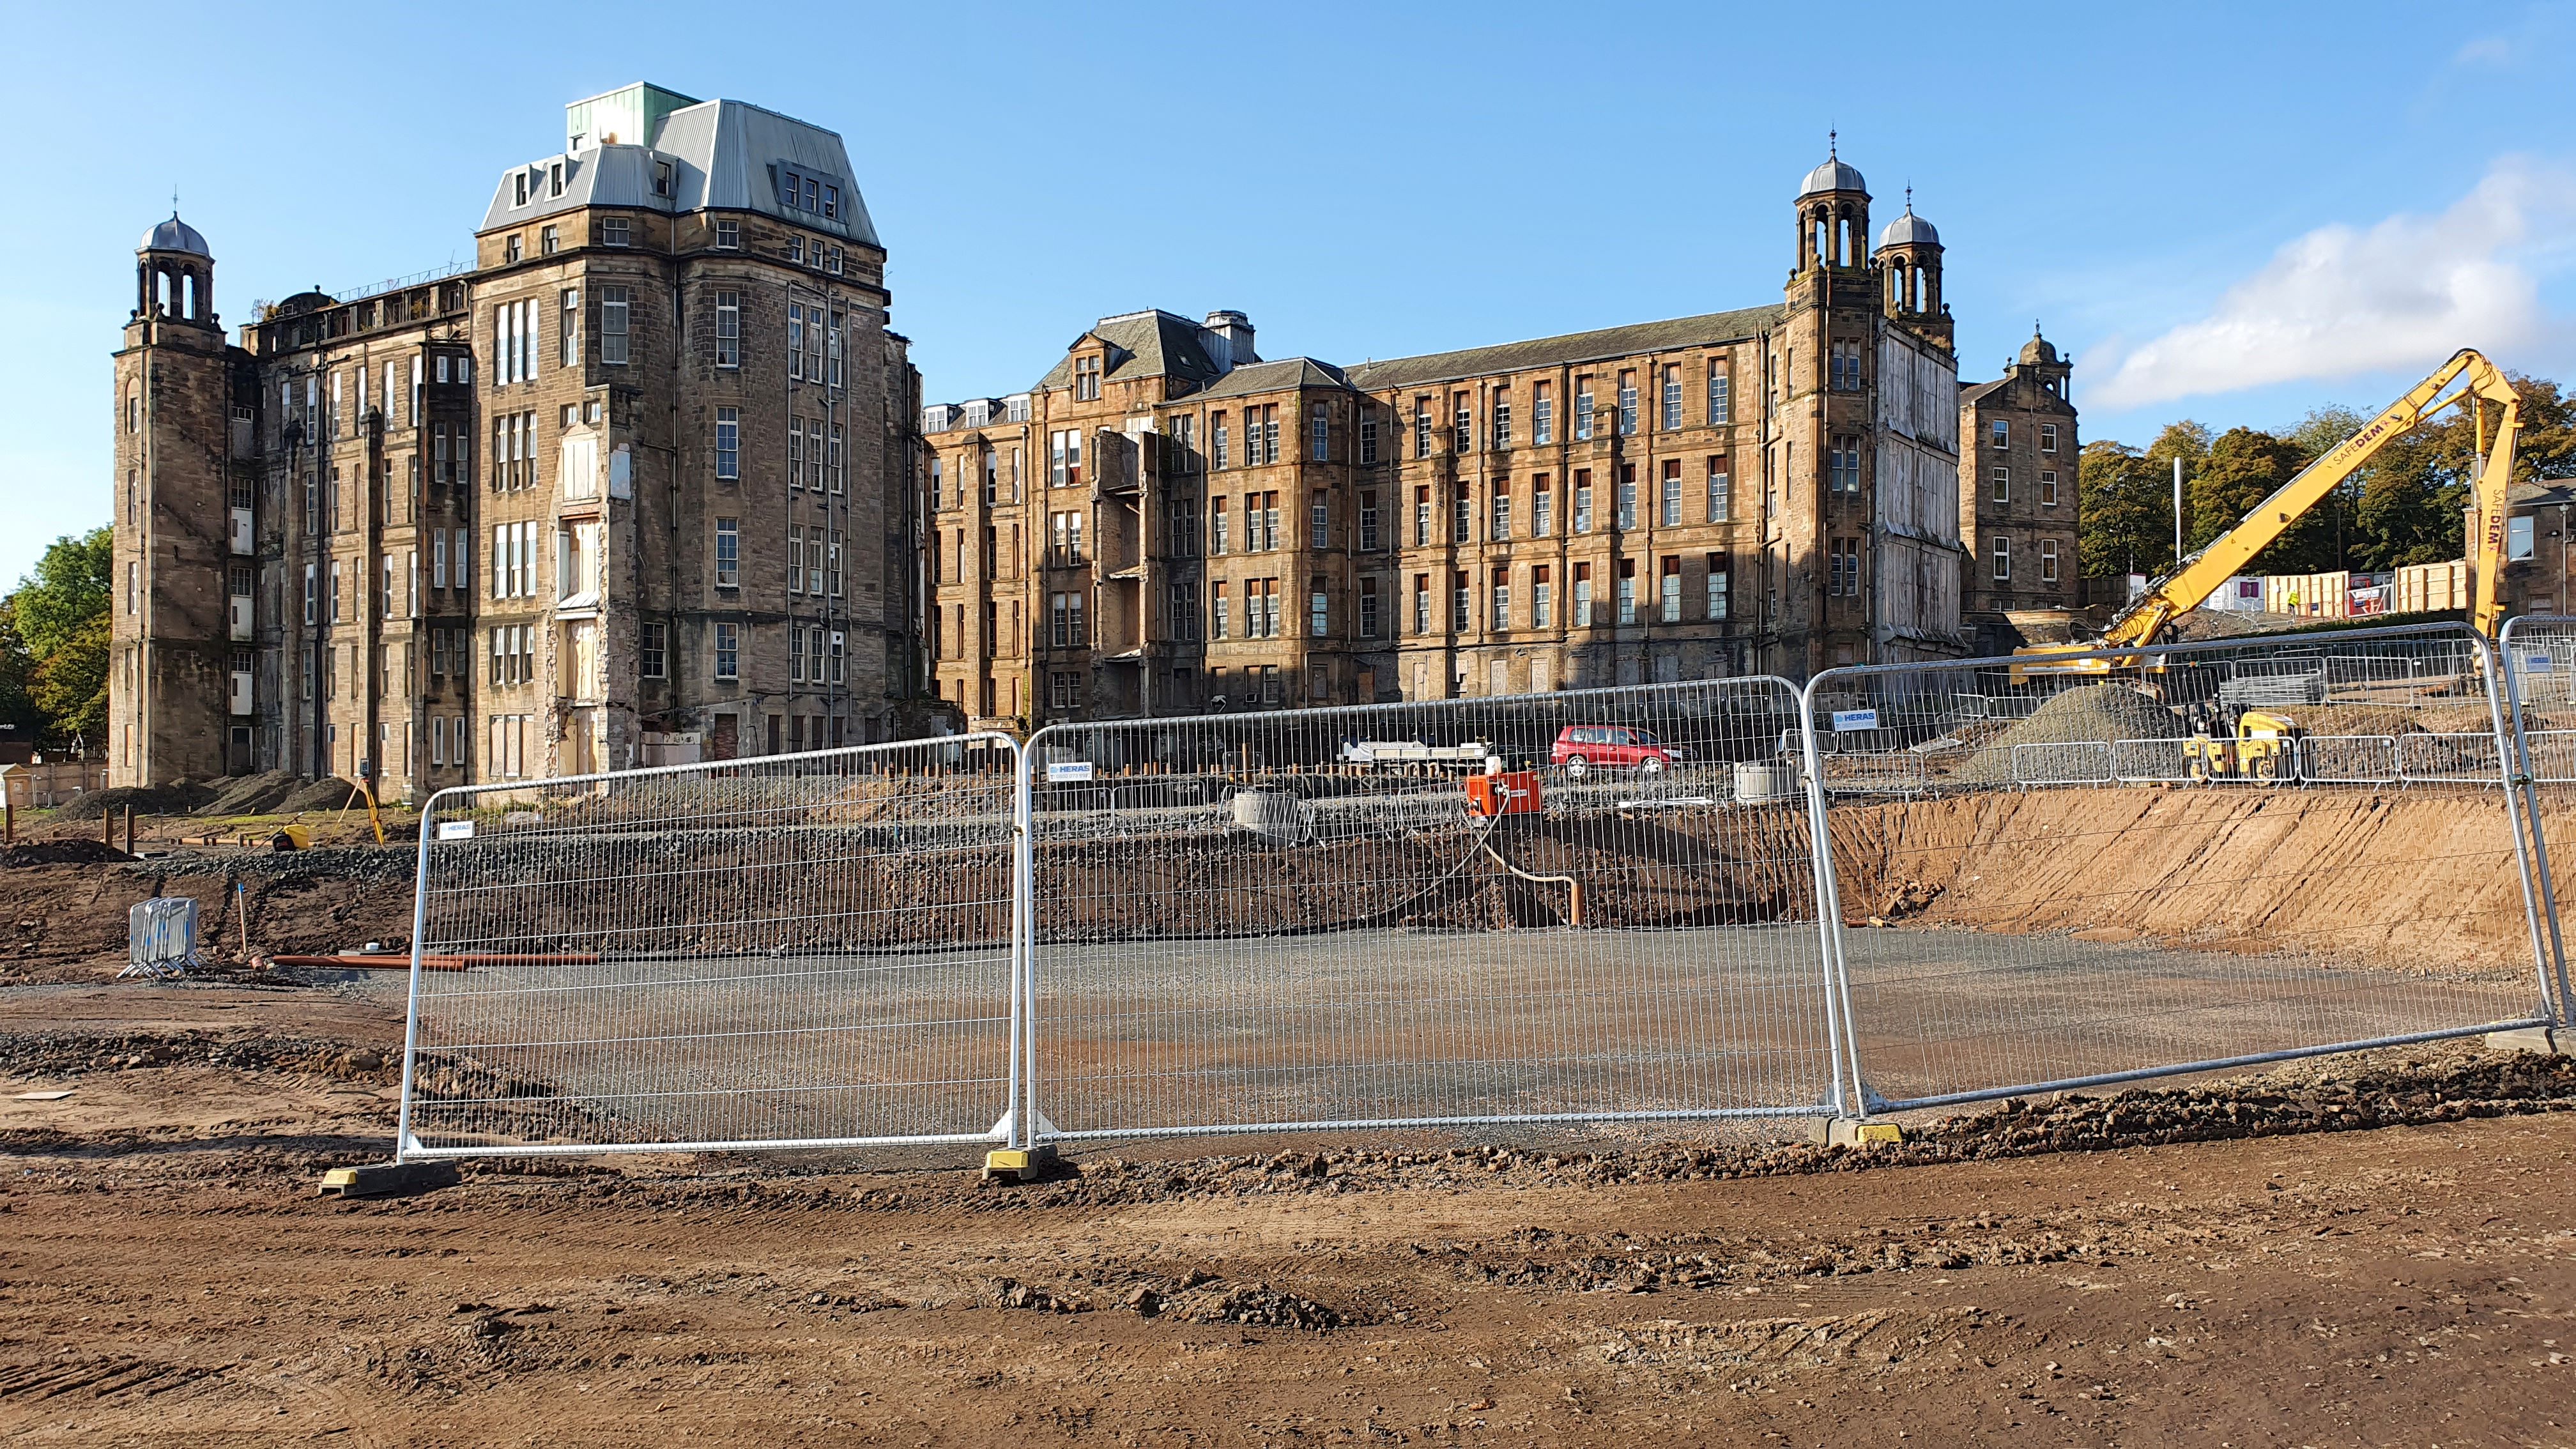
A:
1464 770 1543 818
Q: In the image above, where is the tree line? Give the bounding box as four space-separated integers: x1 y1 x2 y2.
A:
2078 372 2576 581
0 528 110 752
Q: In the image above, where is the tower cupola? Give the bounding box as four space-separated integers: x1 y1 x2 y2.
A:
1794 134 1871 272
135 211 215 327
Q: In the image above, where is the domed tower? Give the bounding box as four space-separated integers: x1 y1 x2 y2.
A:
1874 191 1951 351
111 212 243 787
1793 139 1871 274
2015 324 2071 399
1776 139 1890 677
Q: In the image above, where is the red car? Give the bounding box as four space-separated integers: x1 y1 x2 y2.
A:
1552 725 1687 778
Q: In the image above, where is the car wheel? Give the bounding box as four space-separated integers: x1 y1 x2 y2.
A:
1563 755 1588 779
1640 755 1666 775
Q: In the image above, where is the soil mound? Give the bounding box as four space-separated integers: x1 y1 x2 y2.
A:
194 770 307 816
0 839 135 868
277 778 362 813
1951 684 2185 783
56 782 216 820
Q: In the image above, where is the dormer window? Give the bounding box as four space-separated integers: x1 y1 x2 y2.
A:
776 167 842 221
549 162 564 198
1073 355 1102 402
601 217 631 248
512 172 530 206
654 161 673 198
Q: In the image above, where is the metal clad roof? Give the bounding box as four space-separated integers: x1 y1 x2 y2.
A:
477 96 881 249
141 213 211 257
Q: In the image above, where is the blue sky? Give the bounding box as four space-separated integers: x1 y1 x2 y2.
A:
4 0 2572 589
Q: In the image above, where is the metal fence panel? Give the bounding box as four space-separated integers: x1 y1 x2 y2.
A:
1807 622 2553 1114
396 735 1027 1158
2302 735 2400 784
2397 731 2506 784
2497 617 2576 1025
2012 740 2117 786
2112 738 2191 783
1023 677 1841 1139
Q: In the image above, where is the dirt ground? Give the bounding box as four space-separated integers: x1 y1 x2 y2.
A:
6 792 2576 1445
2 971 2574 1446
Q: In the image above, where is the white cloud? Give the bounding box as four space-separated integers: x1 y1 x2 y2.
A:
2087 158 2576 410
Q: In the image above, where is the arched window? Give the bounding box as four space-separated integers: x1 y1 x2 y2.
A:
182 271 198 320
155 268 171 316
1836 213 1852 267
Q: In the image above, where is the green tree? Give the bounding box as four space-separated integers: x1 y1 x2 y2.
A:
2078 441 2173 579
0 599 39 744
2188 426 2330 572
3 527 112 749
13 529 111 661
29 613 107 744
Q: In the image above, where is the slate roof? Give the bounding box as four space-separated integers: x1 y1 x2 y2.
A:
1033 310 1227 392
1344 304 1782 393
1194 357 1352 400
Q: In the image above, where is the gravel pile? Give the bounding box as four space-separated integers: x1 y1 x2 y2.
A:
135 843 417 883
0 1029 395 1083
1951 684 2186 784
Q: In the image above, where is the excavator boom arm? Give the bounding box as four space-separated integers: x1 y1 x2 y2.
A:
2098 348 2522 647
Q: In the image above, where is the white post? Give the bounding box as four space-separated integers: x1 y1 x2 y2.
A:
2173 456 2184 569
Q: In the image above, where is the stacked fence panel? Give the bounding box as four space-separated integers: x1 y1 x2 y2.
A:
1811 623 2552 1113
397 736 1024 1156
1023 678 1843 1138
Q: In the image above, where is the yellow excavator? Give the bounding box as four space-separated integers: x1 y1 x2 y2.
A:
2016 347 2524 679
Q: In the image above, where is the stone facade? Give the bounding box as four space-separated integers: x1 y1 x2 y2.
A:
921 149 1969 731
111 84 926 795
109 223 259 785
1957 329 2080 654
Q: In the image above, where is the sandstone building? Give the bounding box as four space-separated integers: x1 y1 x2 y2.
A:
110 83 924 795
1956 326 2080 653
919 148 1971 729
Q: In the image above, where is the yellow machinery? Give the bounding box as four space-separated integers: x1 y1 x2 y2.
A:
2016 348 2524 677
2182 706 2306 782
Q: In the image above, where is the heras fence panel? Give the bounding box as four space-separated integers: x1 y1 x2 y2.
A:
1806 622 2554 1115
2497 617 2576 1023
1021 676 1843 1141
396 735 1027 1159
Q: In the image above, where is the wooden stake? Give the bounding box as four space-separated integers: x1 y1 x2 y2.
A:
123 806 135 855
